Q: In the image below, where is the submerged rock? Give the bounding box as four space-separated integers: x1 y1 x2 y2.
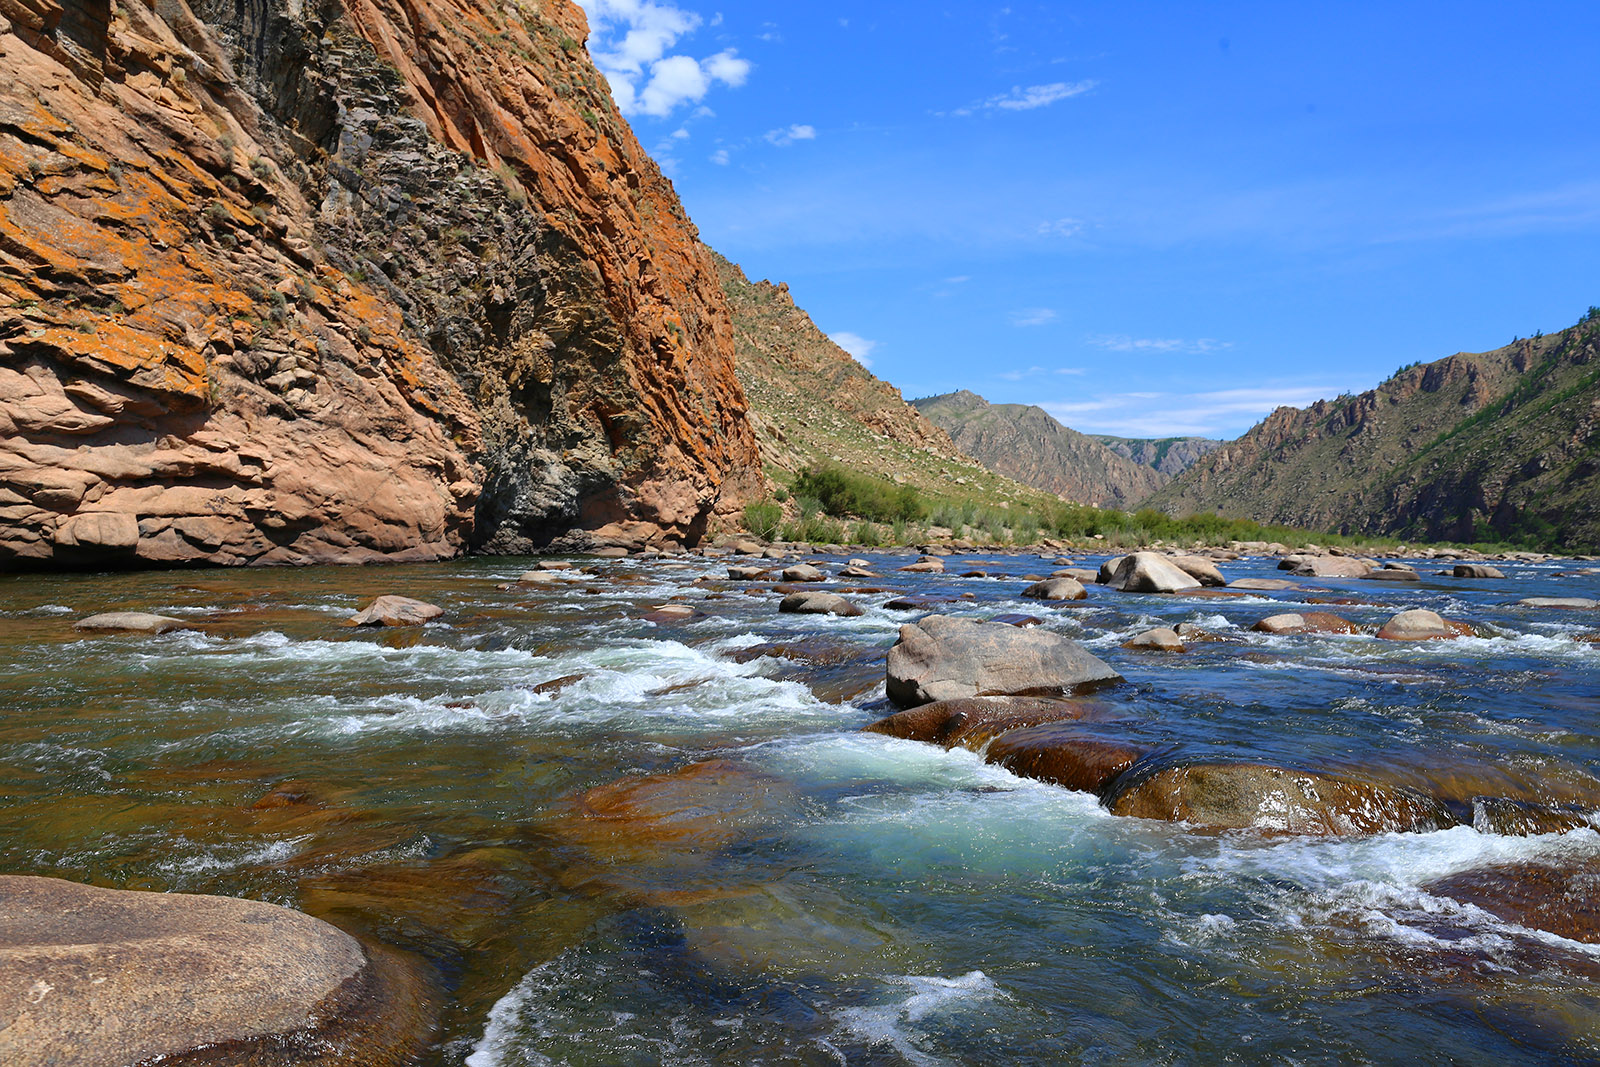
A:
864 696 1095 749
884 615 1123 708
1020 577 1088 601
1229 577 1299 591
0 875 428 1067
1425 860 1600 944
985 726 1147 796
1104 761 1454 835
345 595 445 627
778 592 863 617
73 612 188 634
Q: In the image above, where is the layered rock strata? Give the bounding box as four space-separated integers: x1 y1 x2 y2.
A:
0 0 758 568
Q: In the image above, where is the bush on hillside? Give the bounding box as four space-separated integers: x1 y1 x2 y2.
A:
793 463 925 524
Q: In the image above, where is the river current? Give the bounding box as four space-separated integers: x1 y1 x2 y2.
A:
3 549 1600 1065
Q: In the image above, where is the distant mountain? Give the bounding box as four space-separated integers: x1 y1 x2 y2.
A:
716 259 1043 507
1147 312 1600 550
1091 436 1222 478
912 391 1176 508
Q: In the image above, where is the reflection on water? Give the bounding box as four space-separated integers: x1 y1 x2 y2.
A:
2 552 1600 1064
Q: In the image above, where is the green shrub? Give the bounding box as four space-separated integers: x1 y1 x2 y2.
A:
793 463 924 523
851 520 882 547
743 500 782 540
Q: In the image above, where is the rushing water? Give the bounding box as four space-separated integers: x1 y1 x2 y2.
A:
3 550 1600 1065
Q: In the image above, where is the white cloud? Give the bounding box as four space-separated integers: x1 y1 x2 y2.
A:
709 148 730 165
945 275 971 284
829 331 877 366
1039 384 1345 437
1087 334 1232 355
1038 218 1082 238
998 365 1086 381
577 1 751 118
765 123 817 146
1010 308 1057 327
951 80 1097 117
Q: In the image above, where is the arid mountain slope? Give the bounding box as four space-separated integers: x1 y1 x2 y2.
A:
0 0 757 568
1091 435 1221 478
1148 315 1600 549
912 390 1169 508
718 258 1036 504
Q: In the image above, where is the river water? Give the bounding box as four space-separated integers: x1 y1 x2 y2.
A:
3 550 1600 1065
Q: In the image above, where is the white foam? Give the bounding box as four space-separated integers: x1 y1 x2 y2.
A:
833 971 1003 1067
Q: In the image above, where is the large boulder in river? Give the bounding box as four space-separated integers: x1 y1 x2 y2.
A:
1376 608 1472 641
73 612 188 634
1096 556 1126 584
1453 563 1507 579
1021 577 1087 601
1167 555 1227 586
985 726 1147 796
779 591 863 617
1108 552 1202 593
1289 557 1372 578
781 564 825 582
1105 761 1454 835
864 696 1095 749
884 615 1122 708
1252 612 1360 636
0 875 428 1067
346 595 444 627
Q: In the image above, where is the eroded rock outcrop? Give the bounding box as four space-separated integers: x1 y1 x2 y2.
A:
0 0 758 568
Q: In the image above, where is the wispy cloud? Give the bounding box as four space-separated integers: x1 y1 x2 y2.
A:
765 124 817 146
1038 218 1083 238
998 365 1086 381
709 148 730 165
1087 334 1232 355
1039 383 1343 437
951 80 1097 117
1010 308 1058 327
829 331 877 367
577 0 751 118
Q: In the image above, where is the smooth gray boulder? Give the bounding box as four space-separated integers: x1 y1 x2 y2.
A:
1108 552 1202 593
73 612 187 634
1020 577 1088 601
1096 556 1127 584
1123 627 1185 651
1453 563 1506 579
781 564 825 582
0 875 413 1067
1517 597 1599 610
779 592 864 617
885 614 1122 708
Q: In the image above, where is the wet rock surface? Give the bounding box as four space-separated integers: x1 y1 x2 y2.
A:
885 614 1123 707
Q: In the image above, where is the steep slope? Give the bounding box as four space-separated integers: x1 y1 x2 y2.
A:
718 258 1036 505
913 391 1167 508
0 0 757 568
1148 314 1600 549
1091 435 1221 478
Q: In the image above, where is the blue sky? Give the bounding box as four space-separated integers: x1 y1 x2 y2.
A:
575 2 1600 440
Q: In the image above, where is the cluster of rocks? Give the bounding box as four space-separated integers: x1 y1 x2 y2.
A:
866 615 1595 838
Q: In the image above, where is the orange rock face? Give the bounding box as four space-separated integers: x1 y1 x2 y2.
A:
0 0 758 567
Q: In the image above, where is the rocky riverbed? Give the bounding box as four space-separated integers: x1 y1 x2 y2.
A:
3 544 1599 1064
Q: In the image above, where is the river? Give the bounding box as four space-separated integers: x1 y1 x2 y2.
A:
3 549 1599 1065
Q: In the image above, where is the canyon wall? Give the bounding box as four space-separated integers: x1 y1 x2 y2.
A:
0 0 758 568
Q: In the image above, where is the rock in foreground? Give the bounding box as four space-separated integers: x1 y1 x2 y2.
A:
0 876 426 1067
885 615 1122 708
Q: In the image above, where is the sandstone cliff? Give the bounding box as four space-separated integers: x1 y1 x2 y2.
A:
912 390 1170 508
1147 315 1600 550
0 0 758 568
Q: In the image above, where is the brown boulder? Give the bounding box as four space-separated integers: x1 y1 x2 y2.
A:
0 876 427 1067
781 564 825 582
1020 577 1087 601
778 592 863 617
346 595 445 627
1425 861 1600 944
1375 608 1472 640
1105 761 1454 835
1251 611 1360 636
984 726 1146 795
863 696 1093 749
885 615 1122 708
